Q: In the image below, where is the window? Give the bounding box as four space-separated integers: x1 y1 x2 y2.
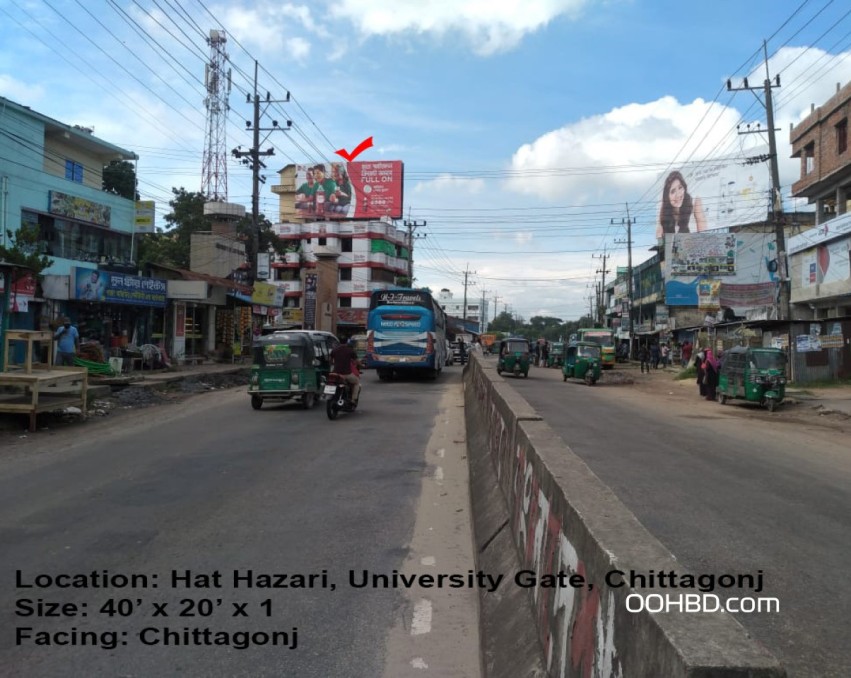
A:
837 119 848 155
341 238 353 252
340 268 352 281
65 160 83 183
339 297 352 308
318 237 327 246
805 142 815 174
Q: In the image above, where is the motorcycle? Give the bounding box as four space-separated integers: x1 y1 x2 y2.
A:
324 372 359 419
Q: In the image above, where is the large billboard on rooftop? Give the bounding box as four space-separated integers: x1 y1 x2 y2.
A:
292 161 403 220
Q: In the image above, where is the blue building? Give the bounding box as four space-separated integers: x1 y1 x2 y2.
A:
1 96 166 355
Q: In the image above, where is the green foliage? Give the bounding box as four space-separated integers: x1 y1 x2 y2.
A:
0 224 53 274
102 160 139 200
136 188 211 269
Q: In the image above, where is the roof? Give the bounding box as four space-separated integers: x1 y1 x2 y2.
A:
147 263 252 295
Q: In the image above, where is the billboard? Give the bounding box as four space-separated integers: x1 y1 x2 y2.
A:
664 233 780 312
655 148 770 237
135 200 156 234
293 161 403 220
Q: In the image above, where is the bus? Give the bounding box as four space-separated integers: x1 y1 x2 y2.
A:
574 327 616 369
366 289 447 379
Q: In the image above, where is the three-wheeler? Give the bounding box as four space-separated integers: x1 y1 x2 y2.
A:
496 337 532 378
562 341 602 386
717 346 787 412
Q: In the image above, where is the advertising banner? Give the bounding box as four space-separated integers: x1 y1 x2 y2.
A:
697 279 721 309
799 238 850 287
665 233 780 311
303 274 318 330
1 270 36 312
669 232 738 276
293 161 403 220
655 148 770 238
72 267 167 307
49 191 111 228
251 281 282 308
134 201 156 234
788 211 851 254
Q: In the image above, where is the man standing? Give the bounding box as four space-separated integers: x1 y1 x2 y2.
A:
54 316 79 366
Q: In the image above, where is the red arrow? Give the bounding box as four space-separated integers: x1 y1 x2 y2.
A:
335 136 373 162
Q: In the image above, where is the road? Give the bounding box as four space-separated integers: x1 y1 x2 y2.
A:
0 368 480 678
500 358 851 678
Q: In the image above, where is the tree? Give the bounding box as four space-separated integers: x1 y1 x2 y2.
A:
489 311 517 333
103 160 139 200
136 188 210 269
0 224 53 274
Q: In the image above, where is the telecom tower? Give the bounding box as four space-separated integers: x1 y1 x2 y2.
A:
201 29 231 201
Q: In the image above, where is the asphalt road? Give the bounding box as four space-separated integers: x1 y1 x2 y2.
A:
501 359 851 678
0 368 477 678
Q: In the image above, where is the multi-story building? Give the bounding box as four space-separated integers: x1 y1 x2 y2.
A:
437 288 489 333
0 96 170 355
270 166 411 336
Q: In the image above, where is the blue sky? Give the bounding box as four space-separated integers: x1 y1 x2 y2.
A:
2 0 851 321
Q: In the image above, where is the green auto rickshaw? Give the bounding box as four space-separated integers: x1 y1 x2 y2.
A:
717 346 787 411
548 341 565 368
248 332 324 410
496 337 531 378
562 341 602 386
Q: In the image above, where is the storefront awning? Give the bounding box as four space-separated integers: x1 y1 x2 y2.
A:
149 264 252 295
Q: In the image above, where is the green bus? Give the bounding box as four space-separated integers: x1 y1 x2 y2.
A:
573 328 616 369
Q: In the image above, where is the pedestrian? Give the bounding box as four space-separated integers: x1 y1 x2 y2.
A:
704 348 719 401
660 343 670 369
681 340 693 368
650 342 660 369
638 345 650 373
534 342 541 367
695 350 706 397
54 316 79 366
541 343 549 368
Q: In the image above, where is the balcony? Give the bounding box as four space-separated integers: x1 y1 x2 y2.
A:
313 243 342 258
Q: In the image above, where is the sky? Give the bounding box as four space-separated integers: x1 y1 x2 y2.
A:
2 0 851 322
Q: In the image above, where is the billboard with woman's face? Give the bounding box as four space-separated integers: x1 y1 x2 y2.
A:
656 148 770 238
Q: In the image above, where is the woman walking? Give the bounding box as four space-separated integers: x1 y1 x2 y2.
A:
695 350 706 397
704 349 719 401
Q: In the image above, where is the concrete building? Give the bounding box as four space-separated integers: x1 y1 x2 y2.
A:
437 288 489 333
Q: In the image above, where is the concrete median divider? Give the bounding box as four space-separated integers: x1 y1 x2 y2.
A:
463 354 786 678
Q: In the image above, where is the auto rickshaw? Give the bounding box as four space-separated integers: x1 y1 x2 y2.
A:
496 337 531 378
248 332 324 410
717 346 787 411
547 341 565 368
562 341 602 386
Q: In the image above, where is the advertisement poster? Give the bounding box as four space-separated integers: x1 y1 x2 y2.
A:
303 274 318 330
49 190 111 228
134 200 156 234
697 279 721 309
293 161 403 220
73 267 167 307
669 233 738 277
656 147 769 237
800 239 850 287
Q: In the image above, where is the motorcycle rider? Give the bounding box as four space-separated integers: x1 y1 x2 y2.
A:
330 338 361 403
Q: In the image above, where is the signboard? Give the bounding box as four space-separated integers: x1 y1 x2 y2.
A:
1 270 36 312
256 253 271 280
303 274 318 330
49 191 111 228
279 308 304 322
799 238 850 287
251 281 281 307
788 211 851 254
697 279 721 309
134 200 156 234
370 290 430 308
73 267 167 307
293 161 403 220
655 148 769 237
669 233 737 277
175 303 186 338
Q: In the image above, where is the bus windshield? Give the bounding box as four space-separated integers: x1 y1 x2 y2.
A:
580 331 614 347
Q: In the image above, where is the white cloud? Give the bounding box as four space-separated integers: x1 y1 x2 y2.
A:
330 0 589 55
0 75 46 104
413 173 486 195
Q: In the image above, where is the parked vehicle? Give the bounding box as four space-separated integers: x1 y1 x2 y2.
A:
547 341 565 368
717 346 787 411
324 372 359 419
496 337 531 378
480 334 497 354
248 332 325 410
562 341 601 385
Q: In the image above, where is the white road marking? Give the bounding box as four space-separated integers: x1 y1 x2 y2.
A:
411 599 433 636
421 556 436 566
411 657 429 669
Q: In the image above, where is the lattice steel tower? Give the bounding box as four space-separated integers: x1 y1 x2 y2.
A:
201 29 231 201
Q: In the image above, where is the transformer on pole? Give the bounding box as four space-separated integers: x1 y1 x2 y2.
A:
201 29 231 201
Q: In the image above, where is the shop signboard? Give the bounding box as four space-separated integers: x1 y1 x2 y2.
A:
788 211 851 254
72 266 167 307
251 281 280 307
134 200 156 234
49 191 111 228
303 274 318 330
0 270 36 312
292 161 404 220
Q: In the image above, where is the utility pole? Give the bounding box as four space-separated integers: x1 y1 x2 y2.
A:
403 218 426 285
461 264 476 326
232 60 290 281
593 248 610 326
492 294 501 323
613 206 635 355
479 288 488 333
727 41 789 320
